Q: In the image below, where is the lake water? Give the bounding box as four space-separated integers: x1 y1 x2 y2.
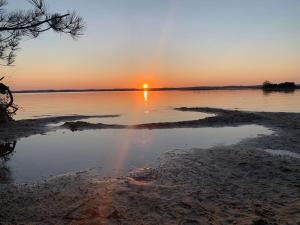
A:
14 89 300 122
1 90 299 184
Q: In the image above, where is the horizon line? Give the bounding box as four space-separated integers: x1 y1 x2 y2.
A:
12 84 300 94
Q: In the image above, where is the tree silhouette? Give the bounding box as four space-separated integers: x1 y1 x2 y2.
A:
0 0 85 123
0 0 85 65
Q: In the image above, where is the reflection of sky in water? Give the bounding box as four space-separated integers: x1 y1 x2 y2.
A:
3 125 272 184
79 108 210 125
14 90 300 122
2 90 299 184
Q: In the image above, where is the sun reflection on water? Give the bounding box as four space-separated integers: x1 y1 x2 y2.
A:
143 90 148 102
143 90 149 114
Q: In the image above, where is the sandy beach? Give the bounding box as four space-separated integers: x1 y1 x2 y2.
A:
1 108 300 224
1 0 300 224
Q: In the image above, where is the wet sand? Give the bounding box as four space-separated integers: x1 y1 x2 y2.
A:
1 108 300 224
0 114 120 142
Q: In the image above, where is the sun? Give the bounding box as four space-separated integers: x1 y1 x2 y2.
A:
143 83 149 89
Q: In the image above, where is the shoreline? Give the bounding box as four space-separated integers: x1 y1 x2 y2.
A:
1 108 300 224
0 114 120 142
1 144 299 224
12 85 300 94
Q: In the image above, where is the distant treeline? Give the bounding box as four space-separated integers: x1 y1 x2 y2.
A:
12 84 299 94
262 81 297 91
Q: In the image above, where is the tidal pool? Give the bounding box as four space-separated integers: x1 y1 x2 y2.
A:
1 125 272 184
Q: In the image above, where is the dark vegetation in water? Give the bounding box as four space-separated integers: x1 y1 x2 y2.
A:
0 77 18 124
0 141 16 160
0 140 16 184
262 81 296 92
0 0 85 124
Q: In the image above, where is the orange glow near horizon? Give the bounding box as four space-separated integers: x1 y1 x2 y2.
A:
5 65 300 91
2 1 300 91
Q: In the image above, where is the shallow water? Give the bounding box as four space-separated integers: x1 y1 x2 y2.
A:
1 125 272 184
1 89 298 184
14 90 300 123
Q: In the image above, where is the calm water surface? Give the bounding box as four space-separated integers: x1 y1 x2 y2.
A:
3 126 272 184
0 90 298 184
14 90 300 122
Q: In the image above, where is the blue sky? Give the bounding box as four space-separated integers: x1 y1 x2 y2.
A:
4 0 300 89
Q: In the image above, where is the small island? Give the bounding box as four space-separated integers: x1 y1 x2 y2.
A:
262 81 297 91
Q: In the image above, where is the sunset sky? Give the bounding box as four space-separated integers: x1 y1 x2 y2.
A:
3 0 300 90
